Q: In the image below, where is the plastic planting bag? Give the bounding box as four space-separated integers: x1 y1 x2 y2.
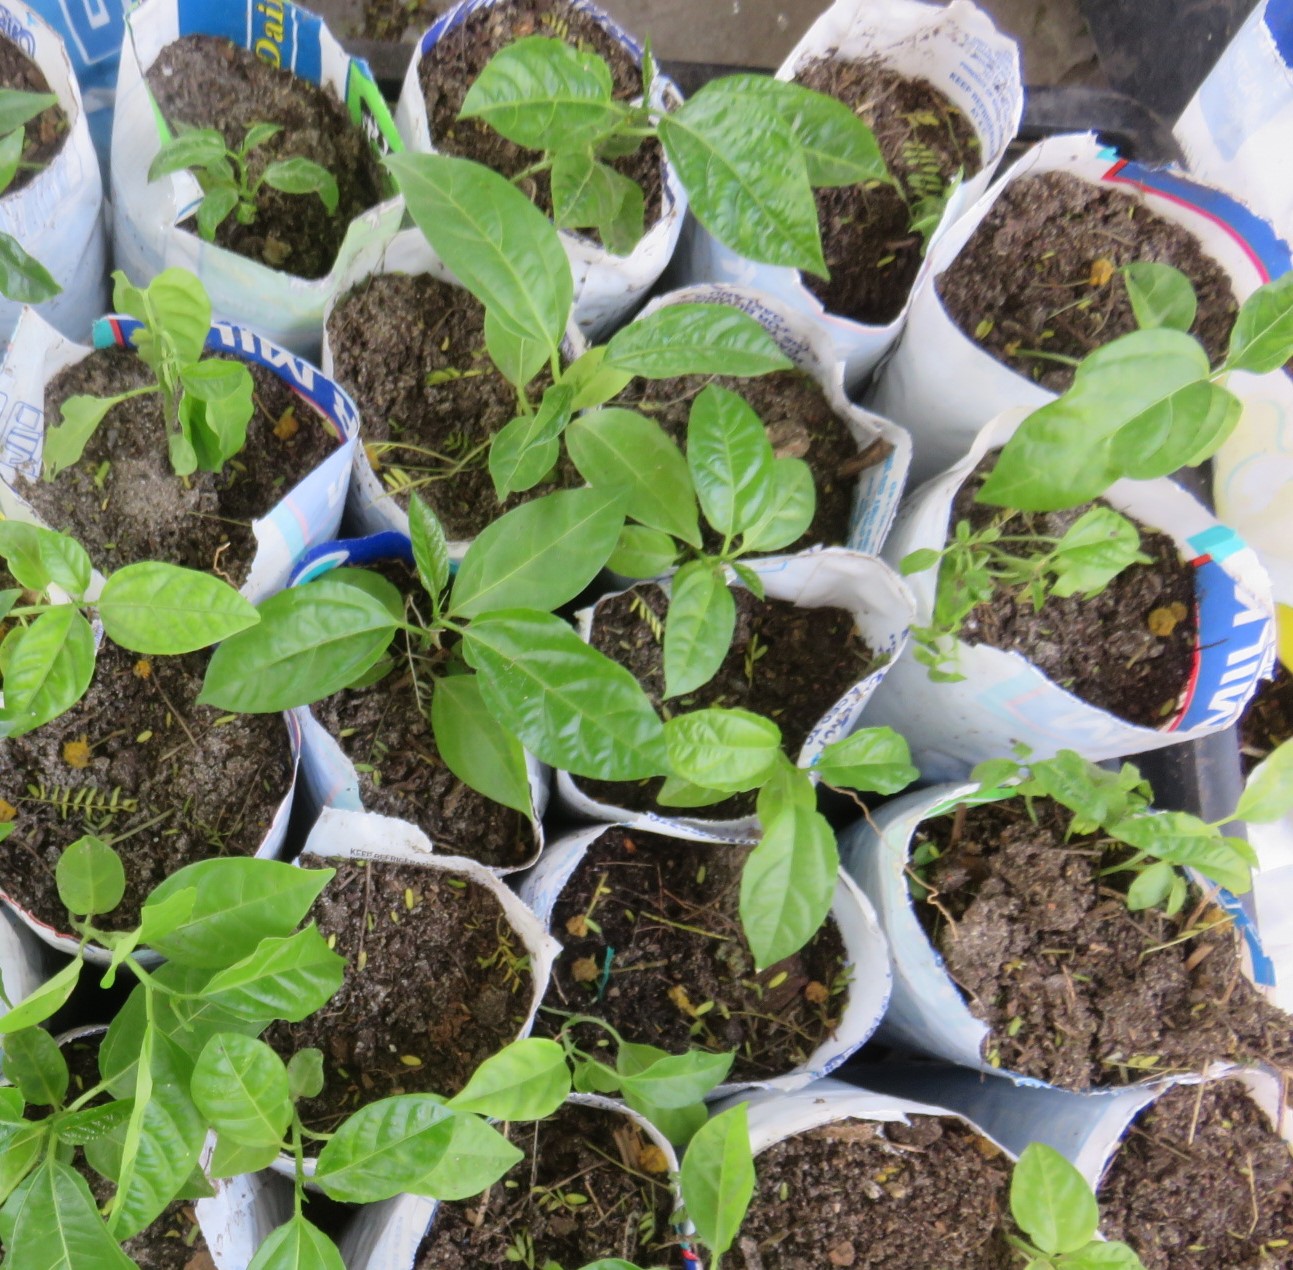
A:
395 0 687 342
111 0 404 357
0 0 106 345
680 0 1022 391
864 413 1277 776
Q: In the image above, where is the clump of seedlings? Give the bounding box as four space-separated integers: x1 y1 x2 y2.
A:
0 83 66 301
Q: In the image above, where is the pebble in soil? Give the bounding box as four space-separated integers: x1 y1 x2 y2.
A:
734 1114 1014 1269
419 0 665 247
936 170 1240 393
791 58 983 326
0 34 70 196
915 797 1293 1089
948 457 1197 729
145 34 386 278
574 583 878 818
539 826 851 1083
1097 1079 1293 1270
310 560 536 870
0 642 292 933
412 1102 683 1269
23 346 339 588
265 855 535 1134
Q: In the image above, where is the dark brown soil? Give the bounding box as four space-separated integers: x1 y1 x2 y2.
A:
0 35 69 197
311 560 535 869
357 1 435 42
736 1114 1014 1269
538 826 850 1081
915 797 1293 1090
950 457 1197 728
574 583 876 817
791 58 981 326
326 272 579 537
265 854 535 1134
419 0 665 247
936 171 1240 392
413 1102 683 1269
0 641 292 933
146 35 386 279
1099 1079 1293 1270
1240 662 1292 775
23 346 338 587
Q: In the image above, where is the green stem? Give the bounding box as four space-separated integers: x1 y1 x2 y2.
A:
290 1111 307 1218
1009 348 1083 368
510 156 554 185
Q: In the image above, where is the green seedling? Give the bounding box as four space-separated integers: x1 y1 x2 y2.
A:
0 86 62 303
43 268 255 480
148 121 339 242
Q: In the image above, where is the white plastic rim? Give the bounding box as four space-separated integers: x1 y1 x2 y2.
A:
0 1 107 345
395 0 687 342
111 0 405 359
678 0 1023 392
862 410 1277 776
557 548 916 838
0 306 360 605
517 823 892 1096
352 1094 685 1270
867 132 1293 486
839 780 1280 1084
0 905 52 1045
274 804 561 1178
630 284 912 556
320 226 588 548
198 1165 294 1270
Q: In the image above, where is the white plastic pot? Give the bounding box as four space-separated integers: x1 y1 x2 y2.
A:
557 548 916 839
395 0 687 342
679 0 1023 391
0 306 360 604
863 411 1277 776
0 905 52 1050
111 0 405 358
517 823 892 1095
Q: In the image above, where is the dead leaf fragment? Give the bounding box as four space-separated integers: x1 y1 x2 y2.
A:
1088 256 1115 287
804 980 829 1005
571 956 599 984
1148 601 1189 637
565 913 588 938
273 406 299 441
133 658 152 680
668 983 698 1017
62 737 91 769
0 799 16 822
638 1144 669 1174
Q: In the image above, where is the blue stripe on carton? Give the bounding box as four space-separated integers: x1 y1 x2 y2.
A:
177 0 322 82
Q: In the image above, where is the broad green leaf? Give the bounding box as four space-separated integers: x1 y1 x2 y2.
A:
488 383 573 499
663 561 735 698
1226 271 1293 373
571 1057 621 1094
664 706 781 793
812 727 918 794
168 428 198 477
0 229 59 304
562 345 633 411
179 358 250 403
287 1049 325 1101
98 561 259 654
430 673 534 817
44 393 134 478
0 89 55 136
0 605 94 727
249 1215 346 1270
190 375 255 472
0 1120 44 1205
1109 378 1241 480
263 157 339 214
0 126 21 196
484 308 551 390
313 1095 522 1203
604 304 792 379
607 524 678 578
387 152 571 374
3 1027 68 1106
408 492 451 607
1023 751 1141 829
451 487 624 617
133 267 212 366
679 1103 755 1258
660 86 825 276
0 960 81 1036
0 522 91 596
1126 859 1176 911
551 151 643 253
191 1033 292 1148
196 182 240 241
740 799 838 969
447 1038 570 1120
197 575 399 712
148 127 228 180
1010 1143 1099 1255
618 1050 733 1108
209 1134 282 1179
5 1158 134 1270
137 887 198 945
1234 737 1293 823
739 456 815 553
0 1087 23 1120
1124 262 1197 332
53 1099 133 1147
242 122 283 153
141 858 334 969
600 171 647 256
1062 1242 1147 1268
464 610 667 779
655 774 730 807
55 835 124 917
687 384 777 538
1108 812 1253 894
567 407 701 546
203 925 347 1022
1048 507 1148 597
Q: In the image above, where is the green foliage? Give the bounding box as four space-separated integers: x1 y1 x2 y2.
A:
679 1103 756 1259
0 87 62 303
148 121 338 243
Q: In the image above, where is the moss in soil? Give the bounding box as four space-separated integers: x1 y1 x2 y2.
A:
266 854 534 1133
915 797 1293 1089
1240 662 1292 774
950 457 1197 729
575 583 876 817
0 641 292 932
145 34 386 279
0 34 69 197
22 346 338 588
413 1102 683 1269
311 560 535 869
539 826 850 1082
736 1114 1013 1269
1098 1079 1293 1270
936 170 1240 392
419 0 665 247
791 58 982 327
